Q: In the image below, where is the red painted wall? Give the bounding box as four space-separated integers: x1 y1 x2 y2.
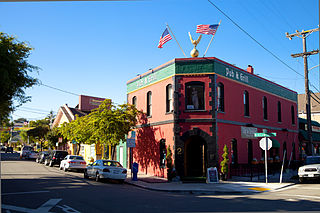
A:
128 77 174 177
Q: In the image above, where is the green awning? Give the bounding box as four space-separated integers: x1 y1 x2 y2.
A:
299 130 320 142
271 139 280 148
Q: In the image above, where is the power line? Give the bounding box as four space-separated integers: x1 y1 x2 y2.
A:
20 107 56 113
15 109 49 115
207 0 320 94
39 82 79 96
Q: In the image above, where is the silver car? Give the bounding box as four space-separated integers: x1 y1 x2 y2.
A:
84 160 127 183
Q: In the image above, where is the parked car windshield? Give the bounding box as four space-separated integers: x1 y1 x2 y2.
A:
102 161 122 168
305 156 320 165
69 156 84 160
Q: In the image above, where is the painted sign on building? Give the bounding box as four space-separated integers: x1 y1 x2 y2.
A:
241 126 258 139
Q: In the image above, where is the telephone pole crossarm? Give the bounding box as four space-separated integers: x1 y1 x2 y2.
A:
291 50 320 58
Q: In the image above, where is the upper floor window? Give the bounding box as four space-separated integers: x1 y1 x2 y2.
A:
291 105 295 125
244 91 249 116
147 91 152 117
185 82 205 110
217 83 224 112
132 96 137 107
277 101 282 122
166 84 173 113
263 96 268 120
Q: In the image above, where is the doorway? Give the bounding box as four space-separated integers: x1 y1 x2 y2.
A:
184 135 207 177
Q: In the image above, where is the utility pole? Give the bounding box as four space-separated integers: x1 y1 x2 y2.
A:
286 27 319 156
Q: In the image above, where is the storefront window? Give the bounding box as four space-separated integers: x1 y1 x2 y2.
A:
185 82 205 110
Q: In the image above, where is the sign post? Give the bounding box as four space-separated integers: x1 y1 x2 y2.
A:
254 131 276 184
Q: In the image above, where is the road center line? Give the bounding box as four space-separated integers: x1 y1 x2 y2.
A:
2 190 50 196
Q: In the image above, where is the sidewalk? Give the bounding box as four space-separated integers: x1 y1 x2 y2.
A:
124 170 297 195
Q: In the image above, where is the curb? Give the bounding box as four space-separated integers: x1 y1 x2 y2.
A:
124 180 250 195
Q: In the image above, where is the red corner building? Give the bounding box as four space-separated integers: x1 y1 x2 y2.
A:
127 57 299 179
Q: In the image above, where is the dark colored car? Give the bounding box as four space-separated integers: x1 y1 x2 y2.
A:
44 150 68 167
5 147 13 153
36 151 49 164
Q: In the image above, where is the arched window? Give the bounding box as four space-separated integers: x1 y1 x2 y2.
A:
147 91 152 117
217 83 224 112
166 84 173 113
231 139 238 165
185 82 205 110
244 91 249 116
291 105 295 125
277 101 282 122
132 96 137 107
263 96 268 120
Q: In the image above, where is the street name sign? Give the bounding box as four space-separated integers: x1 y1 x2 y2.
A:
254 133 276 137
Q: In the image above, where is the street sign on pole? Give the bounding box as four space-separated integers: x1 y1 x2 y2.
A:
127 138 136 148
254 133 276 137
259 138 272 150
254 132 276 184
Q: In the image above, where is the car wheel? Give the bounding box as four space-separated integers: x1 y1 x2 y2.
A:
59 166 63 170
119 179 125 184
64 166 68 172
84 170 89 179
44 160 48 166
95 172 100 182
299 177 304 183
36 158 38 163
49 161 53 167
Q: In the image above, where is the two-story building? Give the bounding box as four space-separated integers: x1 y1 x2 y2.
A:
127 57 299 179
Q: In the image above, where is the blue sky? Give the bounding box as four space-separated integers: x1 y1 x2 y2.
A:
0 0 318 121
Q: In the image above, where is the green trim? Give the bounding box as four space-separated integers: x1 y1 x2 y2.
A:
127 64 175 93
126 58 297 102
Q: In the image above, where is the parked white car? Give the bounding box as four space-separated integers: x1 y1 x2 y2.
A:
59 155 87 172
298 156 320 183
84 160 127 183
26 151 39 160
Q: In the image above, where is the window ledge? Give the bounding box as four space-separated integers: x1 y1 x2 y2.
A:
217 110 225 114
165 111 174 115
147 116 152 118
244 115 250 118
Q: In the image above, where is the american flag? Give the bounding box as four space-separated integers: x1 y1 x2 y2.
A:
158 28 172 48
196 24 219 35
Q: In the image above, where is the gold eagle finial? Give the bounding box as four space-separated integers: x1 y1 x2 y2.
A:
188 32 202 57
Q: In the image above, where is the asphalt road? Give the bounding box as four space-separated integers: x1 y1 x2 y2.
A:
2 157 320 213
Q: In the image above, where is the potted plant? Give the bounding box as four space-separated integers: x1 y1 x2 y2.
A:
251 158 258 164
220 145 229 181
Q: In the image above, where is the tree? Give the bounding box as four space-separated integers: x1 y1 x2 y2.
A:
88 99 140 158
220 144 229 180
0 32 38 122
0 131 10 144
166 145 173 181
59 115 92 155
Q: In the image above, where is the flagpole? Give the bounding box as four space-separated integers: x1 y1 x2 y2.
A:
166 23 187 57
203 20 221 57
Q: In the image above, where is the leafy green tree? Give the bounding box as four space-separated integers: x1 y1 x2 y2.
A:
0 32 39 122
88 99 140 158
220 144 229 180
59 115 92 155
0 131 10 144
46 127 65 149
